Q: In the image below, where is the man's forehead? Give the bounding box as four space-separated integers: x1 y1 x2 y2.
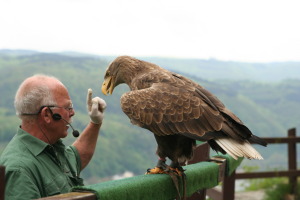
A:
53 86 71 102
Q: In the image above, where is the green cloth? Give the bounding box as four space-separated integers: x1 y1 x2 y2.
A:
0 127 83 200
73 154 243 200
212 154 244 176
73 162 220 200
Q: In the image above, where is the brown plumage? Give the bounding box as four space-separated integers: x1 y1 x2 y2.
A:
101 56 267 171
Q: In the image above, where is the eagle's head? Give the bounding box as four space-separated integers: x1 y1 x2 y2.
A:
102 56 140 95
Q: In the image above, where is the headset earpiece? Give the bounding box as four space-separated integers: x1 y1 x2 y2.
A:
46 106 61 121
52 113 62 121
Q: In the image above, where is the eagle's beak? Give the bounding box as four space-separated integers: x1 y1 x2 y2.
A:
102 76 115 95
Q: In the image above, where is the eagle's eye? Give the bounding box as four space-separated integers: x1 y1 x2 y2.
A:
105 71 110 77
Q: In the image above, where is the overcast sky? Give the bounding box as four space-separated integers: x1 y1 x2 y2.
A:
0 0 299 62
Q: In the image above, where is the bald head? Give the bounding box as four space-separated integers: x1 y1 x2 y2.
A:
15 74 67 120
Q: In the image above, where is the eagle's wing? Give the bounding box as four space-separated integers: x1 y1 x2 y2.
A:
120 82 224 137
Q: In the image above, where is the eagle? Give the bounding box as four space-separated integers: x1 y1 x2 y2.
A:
101 56 267 175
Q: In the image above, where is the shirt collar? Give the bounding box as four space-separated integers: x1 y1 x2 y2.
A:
17 127 52 156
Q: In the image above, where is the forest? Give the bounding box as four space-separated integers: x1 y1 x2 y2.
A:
0 49 299 184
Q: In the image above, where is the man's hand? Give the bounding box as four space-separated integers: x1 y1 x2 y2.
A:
87 88 106 124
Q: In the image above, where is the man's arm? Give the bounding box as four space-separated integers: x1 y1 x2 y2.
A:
72 89 106 170
72 122 101 170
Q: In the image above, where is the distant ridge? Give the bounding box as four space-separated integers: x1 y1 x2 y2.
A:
0 49 39 56
1 49 300 82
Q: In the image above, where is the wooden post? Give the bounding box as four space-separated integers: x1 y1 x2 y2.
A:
222 170 236 200
0 166 5 200
187 143 210 165
187 143 210 200
288 128 297 196
188 190 206 200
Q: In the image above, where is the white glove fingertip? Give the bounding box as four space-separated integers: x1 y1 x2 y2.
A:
87 89 93 112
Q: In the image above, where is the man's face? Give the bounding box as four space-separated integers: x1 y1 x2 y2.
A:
49 85 75 141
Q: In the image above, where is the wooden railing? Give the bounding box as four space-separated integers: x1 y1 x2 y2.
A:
206 128 300 200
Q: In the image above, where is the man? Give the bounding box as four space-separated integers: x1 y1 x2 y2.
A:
0 74 106 199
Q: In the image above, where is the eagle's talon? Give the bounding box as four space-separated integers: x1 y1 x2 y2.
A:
169 167 185 176
146 167 166 174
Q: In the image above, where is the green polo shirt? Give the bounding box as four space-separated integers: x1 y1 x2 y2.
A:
0 127 83 200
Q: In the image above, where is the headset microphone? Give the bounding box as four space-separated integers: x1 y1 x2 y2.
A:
52 113 80 137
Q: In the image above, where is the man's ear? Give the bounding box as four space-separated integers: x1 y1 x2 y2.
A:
40 107 52 123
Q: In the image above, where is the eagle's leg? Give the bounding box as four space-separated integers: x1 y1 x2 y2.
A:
146 157 169 174
169 161 185 176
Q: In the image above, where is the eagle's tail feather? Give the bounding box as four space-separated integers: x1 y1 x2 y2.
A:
215 138 263 160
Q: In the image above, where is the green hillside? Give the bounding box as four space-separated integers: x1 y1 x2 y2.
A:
144 57 300 82
0 51 299 183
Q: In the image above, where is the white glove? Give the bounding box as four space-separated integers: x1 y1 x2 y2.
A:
87 88 106 124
